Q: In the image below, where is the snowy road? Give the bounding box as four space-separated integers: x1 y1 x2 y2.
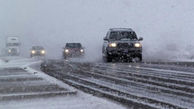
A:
41 60 194 109
0 57 126 109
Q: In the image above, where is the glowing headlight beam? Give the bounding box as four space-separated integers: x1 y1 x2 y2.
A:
31 50 36 54
80 49 84 53
109 43 117 47
134 43 142 48
41 50 45 54
65 49 69 53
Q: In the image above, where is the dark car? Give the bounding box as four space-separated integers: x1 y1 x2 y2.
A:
30 46 46 57
102 28 143 62
63 43 84 59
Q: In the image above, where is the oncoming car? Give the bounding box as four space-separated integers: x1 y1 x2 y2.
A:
30 46 46 57
102 28 143 62
63 43 84 59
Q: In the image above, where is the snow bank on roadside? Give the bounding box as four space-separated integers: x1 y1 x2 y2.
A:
0 95 126 109
0 56 41 68
25 62 77 92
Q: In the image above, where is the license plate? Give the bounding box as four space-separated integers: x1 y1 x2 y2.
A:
124 49 128 53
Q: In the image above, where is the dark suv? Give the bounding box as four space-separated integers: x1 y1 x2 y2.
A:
63 43 84 59
102 28 143 62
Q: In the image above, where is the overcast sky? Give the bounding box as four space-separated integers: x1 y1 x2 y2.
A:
0 0 194 60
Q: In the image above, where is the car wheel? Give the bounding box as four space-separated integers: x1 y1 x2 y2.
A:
106 56 112 62
132 55 142 63
139 54 142 62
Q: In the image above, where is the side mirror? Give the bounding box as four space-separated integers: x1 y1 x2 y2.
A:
104 37 108 41
138 37 143 41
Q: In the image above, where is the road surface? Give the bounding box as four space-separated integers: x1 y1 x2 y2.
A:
41 59 194 109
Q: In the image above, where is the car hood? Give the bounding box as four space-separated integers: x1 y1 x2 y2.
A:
109 40 140 44
66 48 82 50
32 49 44 51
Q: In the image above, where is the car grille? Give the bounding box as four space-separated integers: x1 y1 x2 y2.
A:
117 43 132 48
36 51 41 54
11 48 17 53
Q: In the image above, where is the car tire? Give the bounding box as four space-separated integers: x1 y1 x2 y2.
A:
139 54 142 62
132 55 142 62
106 56 112 62
103 56 112 62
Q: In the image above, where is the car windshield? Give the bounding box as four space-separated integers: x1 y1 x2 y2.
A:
6 43 20 46
32 46 44 50
66 43 81 48
109 31 137 41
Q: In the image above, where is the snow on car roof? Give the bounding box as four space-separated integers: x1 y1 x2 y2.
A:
109 28 133 31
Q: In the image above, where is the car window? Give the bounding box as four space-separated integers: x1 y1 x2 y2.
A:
66 43 81 48
109 31 137 41
6 43 20 46
32 46 44 50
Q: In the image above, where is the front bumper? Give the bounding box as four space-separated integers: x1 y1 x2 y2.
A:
63 52 84 57
31 53 45 57
8 52 19 56
106 47 142 57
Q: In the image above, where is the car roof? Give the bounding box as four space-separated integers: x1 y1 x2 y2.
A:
109 28 133 32
66 43 81 44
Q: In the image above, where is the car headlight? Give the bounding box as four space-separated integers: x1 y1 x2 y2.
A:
31 50 36 54
41 50 45 54
80 49 84 53
109 43 117 47
134 43 142 48
65 49 69 53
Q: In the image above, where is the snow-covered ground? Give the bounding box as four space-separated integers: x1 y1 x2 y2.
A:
0 94 125 109
0 57 126 109
0 56 41 68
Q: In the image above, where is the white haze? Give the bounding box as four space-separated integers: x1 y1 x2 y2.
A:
0 0 194 61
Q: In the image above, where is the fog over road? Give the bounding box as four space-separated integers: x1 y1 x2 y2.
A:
1 0 194 61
